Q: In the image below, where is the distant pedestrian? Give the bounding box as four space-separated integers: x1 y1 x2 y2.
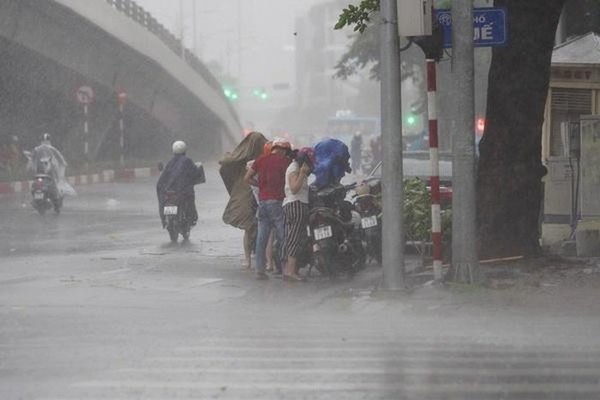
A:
350 131 363 174
371 135 382 168
244 138 291 280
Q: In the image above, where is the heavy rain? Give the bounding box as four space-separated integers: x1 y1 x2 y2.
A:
1 0 600 399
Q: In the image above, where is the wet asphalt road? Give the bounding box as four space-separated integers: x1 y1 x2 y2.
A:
2 165 600 399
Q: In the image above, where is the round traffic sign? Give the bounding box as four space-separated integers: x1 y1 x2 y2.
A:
76 85 95 105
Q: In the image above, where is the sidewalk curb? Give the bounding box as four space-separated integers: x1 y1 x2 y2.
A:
0 167 160 194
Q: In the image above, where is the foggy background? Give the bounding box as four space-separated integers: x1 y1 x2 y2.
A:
136 0 382 143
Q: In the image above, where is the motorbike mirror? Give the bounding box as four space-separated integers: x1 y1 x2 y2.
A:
157 162 164 172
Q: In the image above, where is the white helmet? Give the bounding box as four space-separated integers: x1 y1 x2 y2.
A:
172 140 187 154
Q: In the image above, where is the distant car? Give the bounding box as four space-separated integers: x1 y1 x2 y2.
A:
366 158 452 206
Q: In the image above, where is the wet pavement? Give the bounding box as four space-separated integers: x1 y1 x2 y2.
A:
1 165 600 399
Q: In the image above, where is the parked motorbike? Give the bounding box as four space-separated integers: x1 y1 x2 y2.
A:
353 177 382 265
308 182 365 279
31 173 62 215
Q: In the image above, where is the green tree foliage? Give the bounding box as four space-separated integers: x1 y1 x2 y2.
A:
404 178 451 244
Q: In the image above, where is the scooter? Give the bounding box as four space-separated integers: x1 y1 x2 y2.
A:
31 174 62 215
158 162 206 243
29 156 62 215
353 177 382 265
308 183 365 279
162 191 194 243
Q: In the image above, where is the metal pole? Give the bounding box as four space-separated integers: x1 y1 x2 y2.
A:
450 0 480 283
380 0 405 290
426 59 443 281
119 103 124 166
83 104 89 168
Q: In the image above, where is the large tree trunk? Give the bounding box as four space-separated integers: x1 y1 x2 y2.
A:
477 0 566 258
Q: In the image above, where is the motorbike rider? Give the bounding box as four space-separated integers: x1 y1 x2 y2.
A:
156 140 199 227
27 133 75 210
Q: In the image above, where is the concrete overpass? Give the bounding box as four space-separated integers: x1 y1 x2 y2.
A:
0 0 241 167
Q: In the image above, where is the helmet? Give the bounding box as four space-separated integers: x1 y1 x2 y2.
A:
172 140 187 154
41 133 51 143
272 137 291 150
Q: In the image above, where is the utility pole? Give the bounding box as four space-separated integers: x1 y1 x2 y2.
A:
449 0 480 283
380 0 405 290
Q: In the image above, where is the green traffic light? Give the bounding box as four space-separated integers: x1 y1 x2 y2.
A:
260 92 268 100
406 115 416 125
223 86 238 101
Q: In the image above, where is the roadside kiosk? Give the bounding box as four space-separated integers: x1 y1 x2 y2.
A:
542 32 600 255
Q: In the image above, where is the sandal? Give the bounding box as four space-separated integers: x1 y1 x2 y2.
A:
283 274 305 282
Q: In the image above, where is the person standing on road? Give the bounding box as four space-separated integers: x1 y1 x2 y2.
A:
282 147 314 282
244 138 291 280
219 132 268 270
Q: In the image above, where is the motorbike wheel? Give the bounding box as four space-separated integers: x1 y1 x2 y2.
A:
372 236 382 265
315 249 337 280
53 197 63 215
181 228 190 242
36 205 46 216
167 226 178 243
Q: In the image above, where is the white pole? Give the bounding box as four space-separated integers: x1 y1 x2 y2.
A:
83 104 89 157
119 103 124 166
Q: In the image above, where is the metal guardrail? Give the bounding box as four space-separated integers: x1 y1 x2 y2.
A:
104 0 226 99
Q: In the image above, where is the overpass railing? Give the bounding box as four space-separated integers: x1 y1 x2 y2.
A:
104 0 227 101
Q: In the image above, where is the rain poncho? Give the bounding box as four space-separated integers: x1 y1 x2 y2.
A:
313 138 351 189
219 132 268 230
27 143 76 196
156 154 199 196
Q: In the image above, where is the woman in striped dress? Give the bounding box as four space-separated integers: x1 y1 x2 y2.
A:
282 147 314 281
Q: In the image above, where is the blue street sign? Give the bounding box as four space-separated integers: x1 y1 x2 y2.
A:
435 7 508 48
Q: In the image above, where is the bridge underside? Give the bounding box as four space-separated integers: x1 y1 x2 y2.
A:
0 0 236 167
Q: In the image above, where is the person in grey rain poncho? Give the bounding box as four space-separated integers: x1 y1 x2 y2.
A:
27 133 76 201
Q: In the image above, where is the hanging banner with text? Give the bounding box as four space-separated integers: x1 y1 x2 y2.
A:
435 7 508 48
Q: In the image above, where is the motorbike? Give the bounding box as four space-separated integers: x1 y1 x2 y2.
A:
162 191 195 243
30 156 63 215
352 177 382 265
159 162 206 243
308 182 366 280
31 174 62 215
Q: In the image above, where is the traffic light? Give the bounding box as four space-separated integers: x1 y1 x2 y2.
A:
223 86 238 101
406 114 417 126
252 88 269 100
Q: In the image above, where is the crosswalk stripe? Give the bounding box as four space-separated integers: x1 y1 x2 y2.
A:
70 380 600 393
115 366 600 377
